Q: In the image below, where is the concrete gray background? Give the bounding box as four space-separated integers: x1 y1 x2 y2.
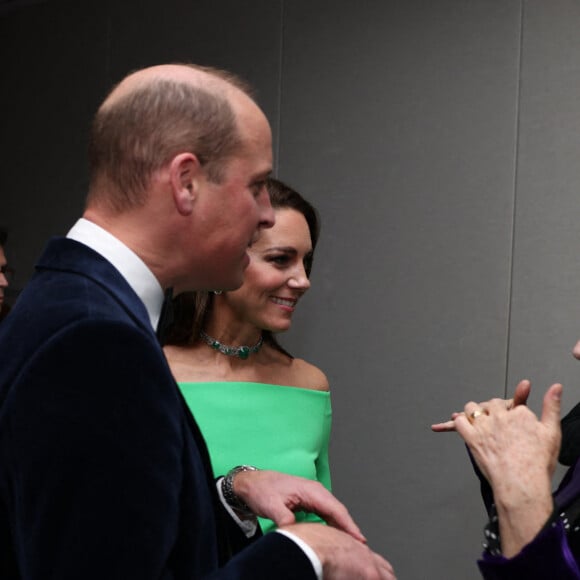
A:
2 1 580 577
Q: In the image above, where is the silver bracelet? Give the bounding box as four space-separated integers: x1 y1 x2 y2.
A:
222 465 259 515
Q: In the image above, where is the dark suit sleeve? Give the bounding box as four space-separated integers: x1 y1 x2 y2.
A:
3 321 191 579
208 532 317 579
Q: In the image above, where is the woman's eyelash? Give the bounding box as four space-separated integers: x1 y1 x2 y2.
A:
266 255 290 264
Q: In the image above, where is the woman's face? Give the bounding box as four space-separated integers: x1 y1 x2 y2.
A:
223 208 313 333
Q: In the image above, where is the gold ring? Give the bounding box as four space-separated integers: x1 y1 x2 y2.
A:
469 409 488 422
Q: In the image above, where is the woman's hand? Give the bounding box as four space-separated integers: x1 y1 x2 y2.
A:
455 383 562 557
431 379 531 432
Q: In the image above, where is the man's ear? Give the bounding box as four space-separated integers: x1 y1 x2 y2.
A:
169 152 202 215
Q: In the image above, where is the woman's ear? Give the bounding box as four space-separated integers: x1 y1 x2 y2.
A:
169 153 201 215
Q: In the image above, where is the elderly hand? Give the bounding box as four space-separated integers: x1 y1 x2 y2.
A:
455 383 562 557
232 469 366 542
280 523 397 580
431 379 531 432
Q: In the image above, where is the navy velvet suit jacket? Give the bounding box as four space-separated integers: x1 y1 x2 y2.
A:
0 237 315 580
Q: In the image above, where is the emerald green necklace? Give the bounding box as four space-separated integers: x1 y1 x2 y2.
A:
199 331 263 360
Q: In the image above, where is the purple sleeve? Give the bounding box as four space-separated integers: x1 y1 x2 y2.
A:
478 521 580 580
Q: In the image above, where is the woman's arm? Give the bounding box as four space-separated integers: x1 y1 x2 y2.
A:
453 384 580 578
315 395 333 491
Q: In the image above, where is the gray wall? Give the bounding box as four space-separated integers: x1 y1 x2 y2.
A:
2 1 580 578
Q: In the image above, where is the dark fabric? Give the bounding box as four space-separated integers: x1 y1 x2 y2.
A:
0 302 11 323
206 532 319 580
156 288 175 346
0 237 315 580
560 403 580 466
478 522 580 580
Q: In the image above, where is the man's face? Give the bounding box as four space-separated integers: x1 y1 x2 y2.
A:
183 105 275 291
0 246 8 305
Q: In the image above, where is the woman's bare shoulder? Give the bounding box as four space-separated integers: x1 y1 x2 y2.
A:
287 357 330 392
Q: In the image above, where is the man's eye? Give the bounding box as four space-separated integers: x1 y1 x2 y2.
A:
251 181 266 196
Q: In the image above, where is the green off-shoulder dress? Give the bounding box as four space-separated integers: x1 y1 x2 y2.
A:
178 381 332 532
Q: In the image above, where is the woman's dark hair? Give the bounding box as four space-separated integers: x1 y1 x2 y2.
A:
165 177 320 356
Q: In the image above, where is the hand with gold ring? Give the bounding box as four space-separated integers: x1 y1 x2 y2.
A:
431 379 531 432
453 384 563 558
468 407 489 424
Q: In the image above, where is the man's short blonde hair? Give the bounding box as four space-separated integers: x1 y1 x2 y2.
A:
87 65 253 211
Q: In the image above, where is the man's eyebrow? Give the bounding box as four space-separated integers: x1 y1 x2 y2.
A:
253 169 272 181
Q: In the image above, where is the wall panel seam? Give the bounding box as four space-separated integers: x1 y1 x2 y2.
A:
274 0 285 175
504 0 526 398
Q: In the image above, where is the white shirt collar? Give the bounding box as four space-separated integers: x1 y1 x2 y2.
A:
67 218 165 330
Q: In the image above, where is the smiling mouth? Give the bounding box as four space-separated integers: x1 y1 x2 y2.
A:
271 297 297 308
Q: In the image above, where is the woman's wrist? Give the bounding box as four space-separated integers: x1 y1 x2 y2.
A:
493 483 554 557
